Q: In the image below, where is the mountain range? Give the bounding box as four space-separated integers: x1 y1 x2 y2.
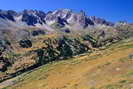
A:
0 9 114 30
0 9 132 89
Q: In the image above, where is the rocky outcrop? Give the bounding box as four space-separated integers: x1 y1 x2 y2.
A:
21 10 46 25
0 10 17 21
90 16 114 26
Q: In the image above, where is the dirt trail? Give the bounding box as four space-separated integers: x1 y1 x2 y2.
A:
0 78 15 89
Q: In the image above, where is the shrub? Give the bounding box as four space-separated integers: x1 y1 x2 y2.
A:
19 39 32 48
32 30 45 36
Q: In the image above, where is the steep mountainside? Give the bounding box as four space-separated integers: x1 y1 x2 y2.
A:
0 9 132 89
1 38 133 89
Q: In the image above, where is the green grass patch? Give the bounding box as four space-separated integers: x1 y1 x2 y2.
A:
126 71 133 77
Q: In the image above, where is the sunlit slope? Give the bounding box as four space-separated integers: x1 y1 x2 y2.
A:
4 38 133 89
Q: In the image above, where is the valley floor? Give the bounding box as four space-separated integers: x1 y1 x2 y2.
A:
1 39 133 89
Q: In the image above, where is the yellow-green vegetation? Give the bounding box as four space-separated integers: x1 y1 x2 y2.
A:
1 38 132 89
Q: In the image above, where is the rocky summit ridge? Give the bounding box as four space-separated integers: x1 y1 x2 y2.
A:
0 9 114 30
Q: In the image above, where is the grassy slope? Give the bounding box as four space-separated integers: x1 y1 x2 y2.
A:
2 38 133 89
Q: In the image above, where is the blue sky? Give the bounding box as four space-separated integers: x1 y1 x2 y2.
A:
0 0 132 22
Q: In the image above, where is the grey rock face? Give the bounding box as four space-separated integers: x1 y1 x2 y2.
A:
21 10 46 25
0 10 17 21
90 16 114 26
0 9 114 29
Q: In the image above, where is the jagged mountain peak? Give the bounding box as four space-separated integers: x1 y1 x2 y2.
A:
0 9 114 30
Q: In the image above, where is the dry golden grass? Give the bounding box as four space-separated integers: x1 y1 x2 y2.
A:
13 34 58 54
2 39 133 89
